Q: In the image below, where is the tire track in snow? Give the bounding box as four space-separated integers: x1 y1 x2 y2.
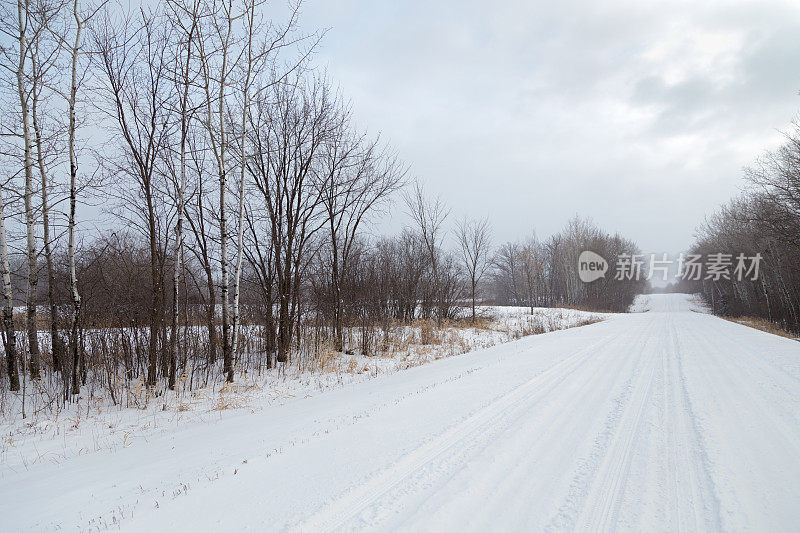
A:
412 316 655 532
293 330 620 532
667 315 723 531
676 313 800 530
570 319 659 531
545 316 659 531
681 315 800 457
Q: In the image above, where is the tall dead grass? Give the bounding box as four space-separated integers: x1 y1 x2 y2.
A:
724 316 798 340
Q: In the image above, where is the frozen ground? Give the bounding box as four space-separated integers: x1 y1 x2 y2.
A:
1 294 799 531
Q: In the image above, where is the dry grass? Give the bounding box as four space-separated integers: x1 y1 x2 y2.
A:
445 316 497 331
724 316 798 340
211 381 263 411
418 319 441 345
312 310 605 375
570 316 603 328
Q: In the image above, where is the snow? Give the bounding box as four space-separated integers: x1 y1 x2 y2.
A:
0 306 602 478
1 294 799 531
628 292 709 313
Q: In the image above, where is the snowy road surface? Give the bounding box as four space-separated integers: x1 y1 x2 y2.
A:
2 294 800 531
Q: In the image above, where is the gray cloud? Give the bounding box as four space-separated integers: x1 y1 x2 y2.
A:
300 0 800 254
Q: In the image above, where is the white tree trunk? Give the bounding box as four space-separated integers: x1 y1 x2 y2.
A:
67 0 83 396
231 4 255 359
16 0 41 380
0 186 19 392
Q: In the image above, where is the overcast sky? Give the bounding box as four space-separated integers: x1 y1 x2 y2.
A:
296 0 800 254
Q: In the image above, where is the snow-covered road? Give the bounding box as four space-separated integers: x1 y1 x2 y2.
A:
2 294 799 531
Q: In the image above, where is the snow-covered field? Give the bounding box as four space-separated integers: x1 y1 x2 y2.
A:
1 294 799 531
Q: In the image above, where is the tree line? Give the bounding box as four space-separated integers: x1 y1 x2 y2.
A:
0 0 645 400
679 121 800 333
491 217 645 313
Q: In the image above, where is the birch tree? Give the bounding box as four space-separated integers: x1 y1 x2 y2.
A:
165 0 200 390
0 182 19 391
196 0 235 381
197 0 306 380
64 0 93 394
14 0 42 380
230 0 259 363
29 0 64 373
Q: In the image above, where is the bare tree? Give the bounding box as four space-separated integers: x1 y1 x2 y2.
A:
242 201 276 356
197 0 308 380
404 182 449 324
13 0 42 379
518 235 544 313
184 136 219 367
684 122 800 331
195 0 235 381
247 76 335 363
165 0 200 390
319 116 404 352
229 0 256 364
65 0 86 394
29 0 65 373
0 181 19 391
457 216 492 323
94 7 173 388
